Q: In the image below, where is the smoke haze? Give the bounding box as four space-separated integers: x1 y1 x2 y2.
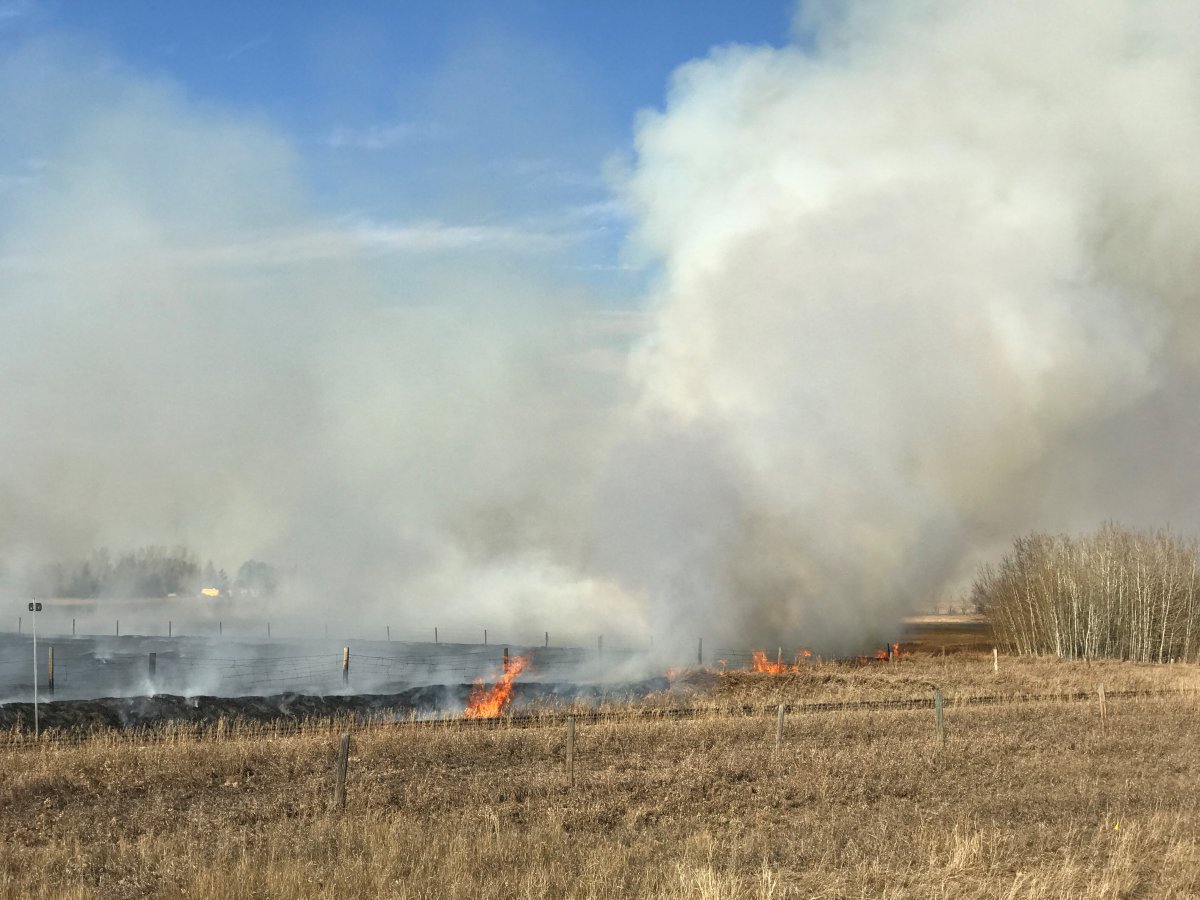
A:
5 3 1200 653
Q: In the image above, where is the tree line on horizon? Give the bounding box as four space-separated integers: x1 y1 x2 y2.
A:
30 546 280 600
973 523 1200 663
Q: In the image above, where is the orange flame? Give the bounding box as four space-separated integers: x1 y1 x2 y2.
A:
749 649 816 673
464 656 529 718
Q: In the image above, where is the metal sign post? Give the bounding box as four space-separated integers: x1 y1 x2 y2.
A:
28 601 41 739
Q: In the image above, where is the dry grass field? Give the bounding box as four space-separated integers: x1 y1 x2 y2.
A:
2 651 1200 899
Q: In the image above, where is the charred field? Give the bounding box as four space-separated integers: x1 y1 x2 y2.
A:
2 620 1200 899
0 679 670 733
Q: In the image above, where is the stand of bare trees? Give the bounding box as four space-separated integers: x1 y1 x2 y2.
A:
974 524 1200 662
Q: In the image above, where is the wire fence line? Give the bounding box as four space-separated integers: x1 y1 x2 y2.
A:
0 640 647 701
1 684 1192 749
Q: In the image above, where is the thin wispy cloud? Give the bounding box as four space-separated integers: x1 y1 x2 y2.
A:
500 156 609 191
221 35 269 62
325 121 443 150
349 218 566 254
0 0 35 23
0 217 575 274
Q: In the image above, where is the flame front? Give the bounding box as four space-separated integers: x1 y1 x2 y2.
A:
751 650 791 674
750 649 815 674
464 655 529 718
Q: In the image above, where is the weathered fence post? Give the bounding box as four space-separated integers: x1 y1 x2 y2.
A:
598 635 603 657
544 631 549 648
148 652 157 681
342 647 350 686
775 704 785 751
434 626 439 644
698 637 703 667
386 625 390 642
72 618 75 637
1098 682 1107 726
934 690 946 747
267 622 271 640
503 647 510 673
484 628 488 646
116 620 120 637
993 648 999 673
47 646 54 696
566 716 575 787
168 620 172 638
333 732 351 810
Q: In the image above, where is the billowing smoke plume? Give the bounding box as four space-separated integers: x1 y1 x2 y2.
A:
606 0 1200 649
6 3 1200 653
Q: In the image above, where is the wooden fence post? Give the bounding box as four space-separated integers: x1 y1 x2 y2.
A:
333 732 351 810
1098 682 1107 727
503 647 510 673
342 647 350 686
993 648 998 672
545 631 549 648
148 652 157 680
47 646 54 696
698 637 703 667
566 716 575 787
934 690 945 747
598 635 603 657
775 704 785 751
435 626 438 644
168 620 172 638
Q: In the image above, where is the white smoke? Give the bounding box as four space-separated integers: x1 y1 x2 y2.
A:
0 40 626 641
603 0 1200 649
6 4 1200 655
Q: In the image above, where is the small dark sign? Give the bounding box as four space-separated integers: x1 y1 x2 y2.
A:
27 602 41 612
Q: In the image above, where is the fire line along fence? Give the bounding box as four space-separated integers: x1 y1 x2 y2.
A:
0 633 647 703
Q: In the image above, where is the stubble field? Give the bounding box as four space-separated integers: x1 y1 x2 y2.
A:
2 647 1199 899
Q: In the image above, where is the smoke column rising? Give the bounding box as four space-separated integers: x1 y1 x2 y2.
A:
604 0 1200 649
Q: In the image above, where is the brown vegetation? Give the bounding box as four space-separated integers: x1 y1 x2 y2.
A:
1 650 1199 898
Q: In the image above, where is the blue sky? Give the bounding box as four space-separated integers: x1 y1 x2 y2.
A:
0 0 796 300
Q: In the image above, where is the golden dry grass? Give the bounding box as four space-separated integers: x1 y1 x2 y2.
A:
2 654 1200 898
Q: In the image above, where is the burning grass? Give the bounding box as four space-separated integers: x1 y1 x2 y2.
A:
2 651 1200 898
463 654 529 718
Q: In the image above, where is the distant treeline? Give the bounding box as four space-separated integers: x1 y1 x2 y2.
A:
34 547 280 599
974 524 1200 662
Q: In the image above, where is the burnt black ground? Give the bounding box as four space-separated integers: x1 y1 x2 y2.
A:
0 678 671 732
